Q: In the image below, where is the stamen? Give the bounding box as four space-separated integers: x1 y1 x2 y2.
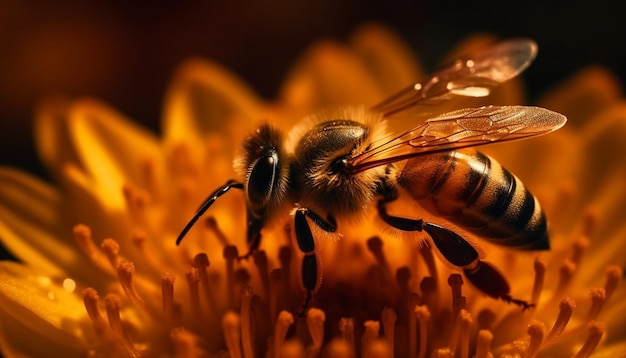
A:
116 261 146 312
193 253 217 314
572 321 605 358
381 307 396 355
171 328 203 358
162 272 176 324
132 230 168 274
274 311 294 358
185 268 201 320
139 157 162 203
83 287 108 335
73 224 115 275
204 216 231 246
531 256 546 305
546 297 575 341
581 206 598 238
122 182 150 226
269 269 284 321
395 266 411 300
448 274 464 315
362 339 391 358
224 245 239 308
361 320 380 355
604 265 622 300
570 235 590 266
280 340 305 358
433 348 453 358
458 310 472 358
407 295 418 358
222 311 243 358
366 236 391 276
104 293 141 358
324 338 354 358
419 276 438 312
307 308 325 356
339 318 356 353
585 288 606 322
415 305 430 358
279 246 293 300
101 238 120 269
240 286 255 358
552 260 576 301
254 250 270 299
525 320 545 358
476 308 496 331
474 330 493 358
419 244 439 283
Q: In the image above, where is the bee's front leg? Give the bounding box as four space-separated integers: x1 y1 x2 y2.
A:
292 207 337 316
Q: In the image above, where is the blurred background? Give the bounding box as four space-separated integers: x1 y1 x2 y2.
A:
1 0 625 179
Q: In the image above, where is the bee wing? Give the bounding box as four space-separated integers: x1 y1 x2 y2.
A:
347 105 567 173
372 38 537 116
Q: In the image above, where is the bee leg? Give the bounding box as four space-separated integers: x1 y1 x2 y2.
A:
293 207 337 316
377 200 533 310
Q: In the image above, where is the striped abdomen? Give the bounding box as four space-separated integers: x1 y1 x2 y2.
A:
398 149 549 250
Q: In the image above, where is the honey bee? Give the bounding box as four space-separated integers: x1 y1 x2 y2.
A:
176 38 566 310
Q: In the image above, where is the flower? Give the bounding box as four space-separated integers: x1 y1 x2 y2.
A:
1 24 625 357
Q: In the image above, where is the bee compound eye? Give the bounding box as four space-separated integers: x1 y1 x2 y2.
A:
246 149 280 210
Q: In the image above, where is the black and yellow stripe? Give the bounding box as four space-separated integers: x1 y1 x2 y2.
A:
399 149 549 250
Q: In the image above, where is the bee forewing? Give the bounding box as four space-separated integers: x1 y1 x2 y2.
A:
348 105 566 173
372 39 538 116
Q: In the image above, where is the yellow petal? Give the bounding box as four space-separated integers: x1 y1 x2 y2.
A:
0 262 88 357
350 23 424 98
68 99 164 212
162 58 262 153
0 168 72 276
538 67 622 128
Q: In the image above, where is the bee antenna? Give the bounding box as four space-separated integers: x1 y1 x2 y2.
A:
175 180 244 245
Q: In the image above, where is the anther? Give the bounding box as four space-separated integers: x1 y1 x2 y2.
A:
101 238 120 269
585 287 606 322
116 261 146 312
74 224 114 275
572 321 605 358
604 265 622 300
274 311 294 358
307 308 326 356
448 273 464 314
162 272 176 324
526 320 545 358
546 297 575 341
240 286 254 358
433 348 453 358
474 330 493 358
395 266 412 300
381 307 396 354
531 256 546 305
571 235 590 265
222 311 243 358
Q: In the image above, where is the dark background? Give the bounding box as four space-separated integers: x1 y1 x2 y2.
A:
1 1 626 181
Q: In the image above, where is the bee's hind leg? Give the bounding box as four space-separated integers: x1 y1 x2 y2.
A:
292 207 337 316
377 199 533 310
